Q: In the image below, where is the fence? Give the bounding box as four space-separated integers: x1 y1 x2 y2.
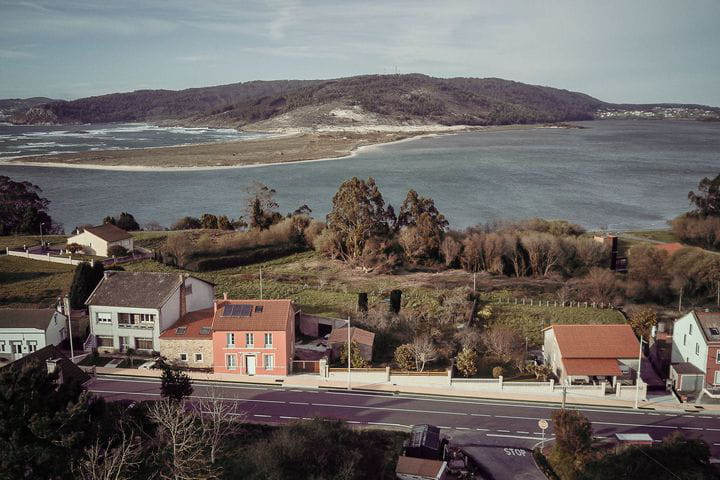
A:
496 297 616 309
293 360 320 374
6 248 85 266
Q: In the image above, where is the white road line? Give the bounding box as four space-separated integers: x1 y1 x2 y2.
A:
714 443 720 446
700 416 712 419
487 433 553 441
289 401 309 405
470 413 491 417
346 421 362 424
279 416 298 420
95 376 273 391
456 427 470 430
311 402 466 416
476 428 490 431
648 413 661 416
680 427 703 430
302 417 312 420
706 428 720 432
497 429 511 433
594 421 678 430
496 415 541 421
437 426 452 429
253 414 271 418
517 431 530 434
367 422 410 428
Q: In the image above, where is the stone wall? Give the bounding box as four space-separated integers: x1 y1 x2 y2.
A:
159 338 213 369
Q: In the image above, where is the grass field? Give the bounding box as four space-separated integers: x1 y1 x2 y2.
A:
0 255 74 308
623 229 679 243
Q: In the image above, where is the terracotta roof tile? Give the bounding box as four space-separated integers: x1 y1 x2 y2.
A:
211 299 293 332
160 308 214 339
328 327 375 347
552 324 639 359
695 310 720 343
563 358 622 376
83 224 133 242
395 456 445 477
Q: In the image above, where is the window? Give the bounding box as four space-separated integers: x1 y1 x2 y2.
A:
11 342 22 354
186 284 193 295
226 333 235 347
715 370 720 385
264 354 274 370
683 334 687 346
0 341 5 352
199 327 211 335
264 333 273 348
226 354 237 370
246 333 254 347
97 312 112 323
716 351 720 364
176 326 187 335
689 324 693 335
255 305 263 313
97 336 114 347
136 338 153 350
179 353 188 362
26 341 37 353
195 353 203 362
696 343 700 356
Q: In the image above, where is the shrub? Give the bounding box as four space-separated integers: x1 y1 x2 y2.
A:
492 366 504 378
170 216 202 230
107 245 129 257
394 344 415 370
66 243 82 254
456 347 479 377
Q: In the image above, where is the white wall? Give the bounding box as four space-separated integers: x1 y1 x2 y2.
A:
160 289 180 331
89 305 161 352
671 312 707 373
543 328 563 378
45 311 68 346
67 231 108 256
0 312 67 361
185 277 214 313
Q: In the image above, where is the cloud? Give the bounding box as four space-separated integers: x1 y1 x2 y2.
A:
174 53 222 63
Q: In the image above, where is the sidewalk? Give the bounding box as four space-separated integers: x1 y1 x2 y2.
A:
85 366 718 414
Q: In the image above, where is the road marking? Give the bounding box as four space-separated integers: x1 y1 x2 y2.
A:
706 428 720 432
279 416 298 420
311 402 466 416
437 426 452 429
594 421 678 430
700 416 712 419
346 421 361 424
680 427 703 430
289 401 309 405
367 422 410 428
92 389 160 397
488 433 554 441
648 413 661 416
497 429 511 433
496 415 541 421
517 431 530 434
456 427 470 430
253 414 271 418
476 428 490 431
470 413 491 417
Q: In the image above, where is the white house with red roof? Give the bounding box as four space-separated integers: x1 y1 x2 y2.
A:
543 324 641 386
67 223 134 257
670 310 720 395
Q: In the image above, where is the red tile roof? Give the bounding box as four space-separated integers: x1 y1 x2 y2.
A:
211 299 293 332
328 326 375 347
552 324 639 359
160 308 214 340
654 242 685 255
563 358 622 376
695 310 720 343
395 457 445 477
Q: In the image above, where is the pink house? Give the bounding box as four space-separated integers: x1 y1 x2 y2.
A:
211 299 295 376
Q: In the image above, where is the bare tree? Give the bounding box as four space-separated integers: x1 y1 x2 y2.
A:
147 399 215 480
440 236 461 267
163 233 193 268
483 325 524 365
503 234 527 277
197 385 246 465
481 233 507 274
74 423 141 480
409 336 437 372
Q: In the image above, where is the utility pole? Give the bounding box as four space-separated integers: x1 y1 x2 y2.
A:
259 267 263 300
473 272 476 292
63 295 74 361
39 222 45 249
561 384 567 410
347 316 352 391
635 337 645 409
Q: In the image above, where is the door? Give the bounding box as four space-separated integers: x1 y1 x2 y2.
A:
246 355 256 375
119 336 128 352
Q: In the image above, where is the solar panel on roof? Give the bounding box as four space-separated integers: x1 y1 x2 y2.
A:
222 305 238 317
238 304 253 317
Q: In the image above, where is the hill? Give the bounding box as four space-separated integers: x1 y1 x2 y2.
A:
7 74 720 129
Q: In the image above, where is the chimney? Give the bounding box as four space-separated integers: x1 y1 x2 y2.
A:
46 358 58 375
213 300 218 315
223 292 228 300
103 270 113 279
179 281 187 317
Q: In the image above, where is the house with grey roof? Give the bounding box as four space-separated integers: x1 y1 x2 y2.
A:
86 271 215 354
4 345 91 386
67 223 134 257
0 308 68 362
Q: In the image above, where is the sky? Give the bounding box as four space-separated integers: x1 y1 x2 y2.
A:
0 0 718 105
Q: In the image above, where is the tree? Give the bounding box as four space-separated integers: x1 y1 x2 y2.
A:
170 216 202 230
107 245 129 257
394 343 415 370
0 359 100 479
492 366 504 378
548 409 594 480
244 181 280 230
163 233 192 267
339 340 368 368
397 189 448 230
688 173 720 217
196 385 245 465
580 267 622 304
483 324 524 365
217 215 233 230
409 336 437 372
326 177 392 259
69 262 103 309
440 235 461 267
456 347 478 377
73 423 141 480
67 242 83 254
0 175 54 235
103 216 116 225
629 308 657 338
200 213 219 229
160 366 193 402
146 400 214 479
115 212 139 231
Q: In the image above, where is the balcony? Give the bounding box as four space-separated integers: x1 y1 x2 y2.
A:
117 322 154 330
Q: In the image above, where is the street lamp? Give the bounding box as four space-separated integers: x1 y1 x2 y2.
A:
346 316 351 390
39 222 45 250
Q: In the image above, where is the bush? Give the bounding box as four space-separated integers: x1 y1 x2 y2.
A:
107 245 129 257
394 344 415 370
492 366 504 378
170 216 202 230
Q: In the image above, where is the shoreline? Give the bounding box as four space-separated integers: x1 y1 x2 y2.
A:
0 123 569 172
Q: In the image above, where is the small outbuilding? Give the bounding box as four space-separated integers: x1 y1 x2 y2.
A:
404 424 442 460
67 223 134 257
395 456 448 480
328 326 375 362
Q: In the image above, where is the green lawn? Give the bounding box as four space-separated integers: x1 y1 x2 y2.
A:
131 231 169 250
0 255 74 308
623 229 679 243
0 234 68 250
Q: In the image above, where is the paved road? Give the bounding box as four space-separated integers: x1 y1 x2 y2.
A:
88 375 720 479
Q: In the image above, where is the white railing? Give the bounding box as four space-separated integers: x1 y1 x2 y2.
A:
6 248 85 266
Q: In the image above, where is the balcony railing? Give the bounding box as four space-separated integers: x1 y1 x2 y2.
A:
117 322 154 330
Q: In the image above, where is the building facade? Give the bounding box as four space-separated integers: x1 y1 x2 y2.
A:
0 309 68 362
86 272 215 354
67 223 134 257
212 299 295 376
159 308 214 369
670 310 720 391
